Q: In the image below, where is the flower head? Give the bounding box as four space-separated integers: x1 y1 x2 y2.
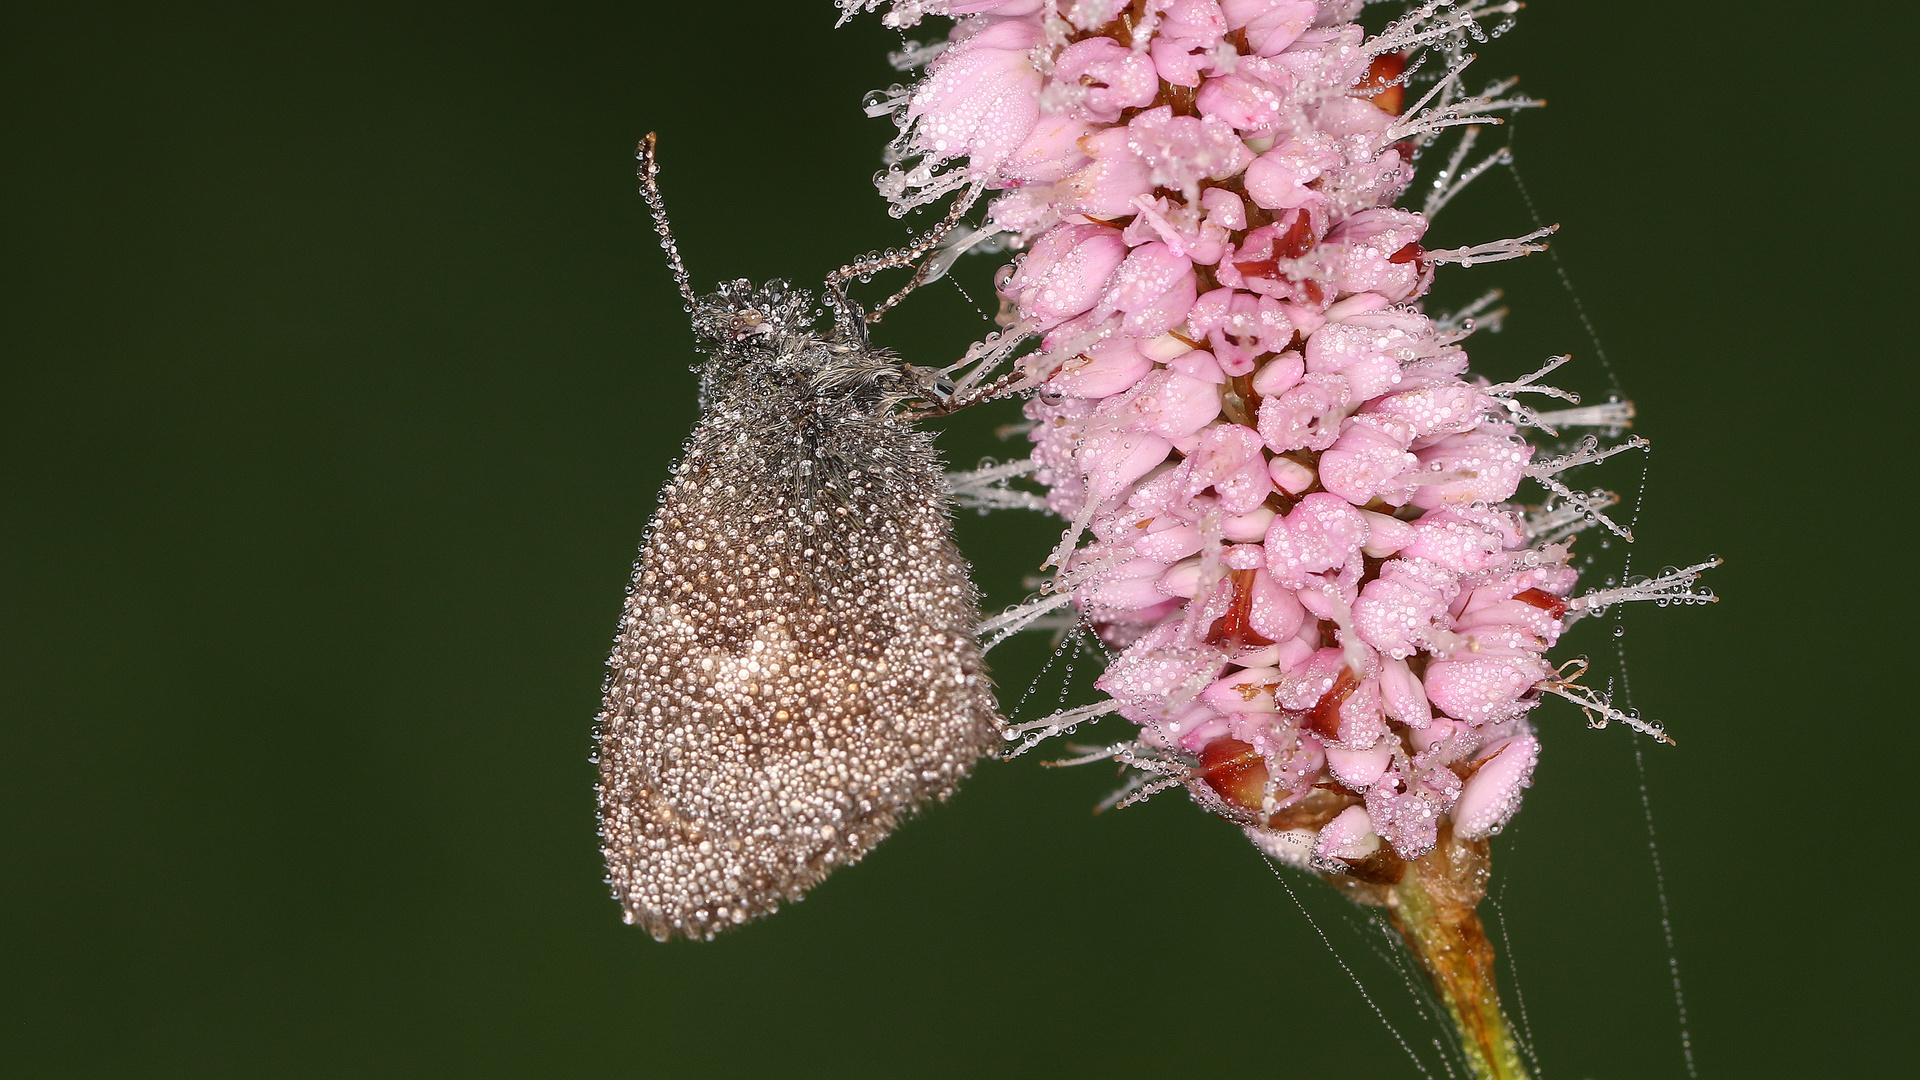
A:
860 0 1709 876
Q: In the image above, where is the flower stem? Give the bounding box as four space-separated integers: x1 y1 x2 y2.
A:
1388 829 1532 1080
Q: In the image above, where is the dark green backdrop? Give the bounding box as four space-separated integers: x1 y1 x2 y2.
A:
2 3 1902 1077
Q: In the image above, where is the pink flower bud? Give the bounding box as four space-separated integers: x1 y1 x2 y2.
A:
1400 507 1522 573
1424 641 1553 726
1057 128 1154 217
1453 734 1540 840
1055 38 1160 124
1312 805 1381 865
1045 336 1156 398
1096 240 1197 335
906 18 1046 174
1409 426 1534 509
1197 71 1286 133
1256 371 1348 452
1319 413 1418 506
1004 223 1129 327
1244 133 1340 210
1173 422 1272 514
1265 492 1368 587
1378 656 1433 727
1186 287 1294 375
1079 425 1176 504
1150 0 1231 85
1326 739 1394 790
1365 757 1461 859
1126 107 1255 199
1353 556 1457 660
1322 208 1429 301
1305 311 1413 401
1101 366 1223 440
1220 0 1317 56
999 114 1094 184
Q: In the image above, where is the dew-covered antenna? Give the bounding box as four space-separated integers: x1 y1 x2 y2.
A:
824 182 982 335
635 133 697 310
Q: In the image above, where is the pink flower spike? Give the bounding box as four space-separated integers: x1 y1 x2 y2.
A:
851 0 1710 920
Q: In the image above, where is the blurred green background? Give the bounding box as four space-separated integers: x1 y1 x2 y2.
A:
1 2 1902 1077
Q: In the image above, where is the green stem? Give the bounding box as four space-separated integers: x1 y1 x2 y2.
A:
1388 831 1532 1080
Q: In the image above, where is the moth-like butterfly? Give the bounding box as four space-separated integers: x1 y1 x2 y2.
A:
595 135 1005 941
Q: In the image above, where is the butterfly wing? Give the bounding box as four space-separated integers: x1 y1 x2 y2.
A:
596 406 1002 941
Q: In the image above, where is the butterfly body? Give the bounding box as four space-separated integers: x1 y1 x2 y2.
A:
595 278 1001 941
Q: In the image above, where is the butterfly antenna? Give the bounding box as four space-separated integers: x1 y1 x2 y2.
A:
825 181 983 334
636 133 697 310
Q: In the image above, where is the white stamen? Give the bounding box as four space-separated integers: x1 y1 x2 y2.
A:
1568 559 1722 616
948 458 1047 514
1537 678 1674 744
1532 400 1636 433
1005 699 1124 758
1426 224 1557 266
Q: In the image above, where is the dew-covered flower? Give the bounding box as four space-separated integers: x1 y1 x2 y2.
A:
852 0 1714 881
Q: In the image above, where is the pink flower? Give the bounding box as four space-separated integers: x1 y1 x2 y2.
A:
1054 38 1159 124
1094 241 1197 336
1003 223 1128 327
1126 107 1255 200
1056 128 1154 218
1408 426 1533 509
854 0 1682 870
1151 0 1230 85
1453 734 1540 840
1187 288 1294 375
1244 133 1340 210
904 18 1046 175
1264 493 1367 587
1221 0 1318 56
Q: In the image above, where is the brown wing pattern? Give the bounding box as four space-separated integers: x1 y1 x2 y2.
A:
596 410 1001 941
